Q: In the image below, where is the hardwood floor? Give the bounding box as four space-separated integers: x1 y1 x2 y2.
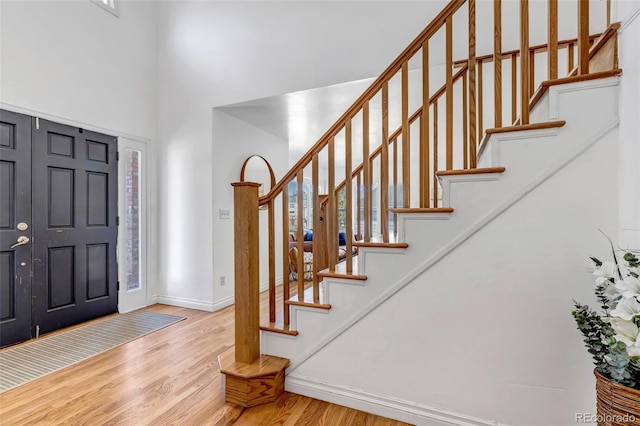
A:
0 299 410 425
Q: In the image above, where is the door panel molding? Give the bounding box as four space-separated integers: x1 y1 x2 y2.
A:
32 119 118 335
0 109 32 346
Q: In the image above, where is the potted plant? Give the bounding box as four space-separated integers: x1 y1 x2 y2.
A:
573 240 640 425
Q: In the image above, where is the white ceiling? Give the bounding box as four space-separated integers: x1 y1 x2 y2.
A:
217 77 375 165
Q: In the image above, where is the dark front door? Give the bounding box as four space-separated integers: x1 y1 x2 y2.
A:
0 111 118 346
32 119 118 335
0 110 33 345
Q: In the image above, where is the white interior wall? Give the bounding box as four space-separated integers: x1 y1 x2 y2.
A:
0 0 158 299
615 1 640 250
0 1 156 140
210 110 288 309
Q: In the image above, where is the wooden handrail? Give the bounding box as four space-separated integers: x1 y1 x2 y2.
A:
259 2 604 208
249 0 615 337
261 0 467 205
452 33 602 68
331 63 469 199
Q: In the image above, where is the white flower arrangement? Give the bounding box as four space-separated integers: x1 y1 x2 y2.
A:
573 243 640 388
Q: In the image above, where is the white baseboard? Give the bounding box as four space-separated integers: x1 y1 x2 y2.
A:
152 294 215 312
212 295 235 311
152 277 281 313
286 375 501 426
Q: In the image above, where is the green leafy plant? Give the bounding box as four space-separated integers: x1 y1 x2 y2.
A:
573 245 640 389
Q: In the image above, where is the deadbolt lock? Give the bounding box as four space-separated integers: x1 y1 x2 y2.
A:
17 222 28 231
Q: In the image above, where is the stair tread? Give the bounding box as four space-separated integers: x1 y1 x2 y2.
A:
354 233 408 248
529 69 622 113
485 120 566 135
317 256 367 280
260 320 299 336
286 285 330 309
391 207 454 214
435 167 506 176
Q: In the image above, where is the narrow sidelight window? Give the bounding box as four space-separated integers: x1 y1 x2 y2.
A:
125 149 141 291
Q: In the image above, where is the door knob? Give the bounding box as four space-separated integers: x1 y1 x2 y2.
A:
11 236 30 249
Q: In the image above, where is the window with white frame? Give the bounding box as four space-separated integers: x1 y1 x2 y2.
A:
91 0 119 17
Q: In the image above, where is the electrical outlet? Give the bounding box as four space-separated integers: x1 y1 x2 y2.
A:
220 276 226 286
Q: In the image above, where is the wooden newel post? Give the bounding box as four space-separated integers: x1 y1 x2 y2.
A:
231 182 260 364
219 182 289 408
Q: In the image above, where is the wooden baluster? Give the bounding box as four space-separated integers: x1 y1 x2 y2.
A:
296 170 304 299
402 62 410 207
568 42 575 72
607 0 611 27
281 187 290 325
356 171 361 241
529 49 535 96
312 154 320 303
446 16 454 170
433 102 439 207
363 103 371 242
520 0 530 125
511 52 518 124
548 0 558 80
462 71 469 169
328 137 337 270
577 0 589 75
345 121 354 271
381 83 390 242
468 0 477 168
421 41 431 207
268 199 275 323
393 138 398 228
231 182 260 363
494 0 503 128
477 60 484 141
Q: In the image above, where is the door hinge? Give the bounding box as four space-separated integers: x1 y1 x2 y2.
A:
117 281 120 291
35 117 40 130
116 216 120 226
116 151 120 161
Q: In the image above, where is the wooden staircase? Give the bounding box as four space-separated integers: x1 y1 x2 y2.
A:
221 0 620 410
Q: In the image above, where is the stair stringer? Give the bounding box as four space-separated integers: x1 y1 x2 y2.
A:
260 76 620 425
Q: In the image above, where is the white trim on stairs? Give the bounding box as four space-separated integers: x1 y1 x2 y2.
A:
285 114 619 374
286 374 504 426
548 78 621 120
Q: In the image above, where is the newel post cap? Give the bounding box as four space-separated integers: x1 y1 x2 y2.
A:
231 182 262 188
